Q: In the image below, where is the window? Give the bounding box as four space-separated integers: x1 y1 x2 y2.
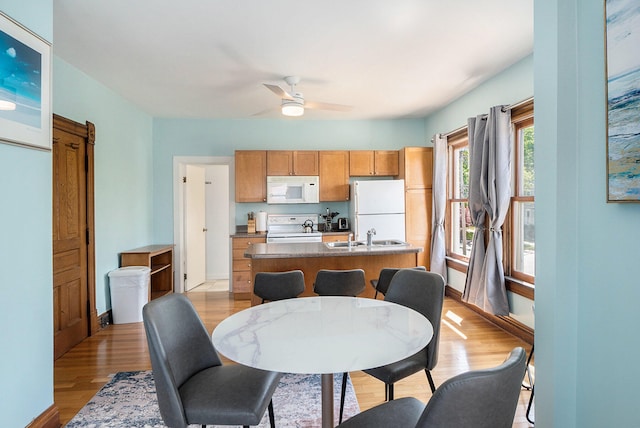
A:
446 130 474 260
444 100 535 288
506 104 535 283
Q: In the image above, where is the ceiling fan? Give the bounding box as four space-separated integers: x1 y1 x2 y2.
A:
263 76 351 117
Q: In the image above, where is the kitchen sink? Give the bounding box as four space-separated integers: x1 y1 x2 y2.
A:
371 239 409 246
325 239 408 248
325 241 365 248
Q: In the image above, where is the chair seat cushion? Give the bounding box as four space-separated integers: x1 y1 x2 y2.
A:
338 397 425 427
179 364 282 426
364 350 428 384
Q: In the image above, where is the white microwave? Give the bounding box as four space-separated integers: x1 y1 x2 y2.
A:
267 176 320 204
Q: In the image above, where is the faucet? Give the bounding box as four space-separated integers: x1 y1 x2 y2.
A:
348 233 353 248
366 228 376 247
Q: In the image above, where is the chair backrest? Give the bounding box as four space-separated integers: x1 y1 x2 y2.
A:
375 266 427 296
313 269 366 296
416 347 527 428
142 293 222 428
384 269 445 370
254 270 305 302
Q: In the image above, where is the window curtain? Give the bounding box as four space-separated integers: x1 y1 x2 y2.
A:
430 134 447 283
462 106 511 316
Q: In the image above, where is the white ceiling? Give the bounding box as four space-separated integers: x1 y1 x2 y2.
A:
53 0 533 120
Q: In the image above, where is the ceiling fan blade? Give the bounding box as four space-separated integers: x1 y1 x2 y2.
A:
263 84 294 100
305 100 352 112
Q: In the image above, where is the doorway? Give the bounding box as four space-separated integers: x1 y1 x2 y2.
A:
173 156 235 293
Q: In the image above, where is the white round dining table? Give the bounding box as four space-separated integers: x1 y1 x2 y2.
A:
212 296 433 428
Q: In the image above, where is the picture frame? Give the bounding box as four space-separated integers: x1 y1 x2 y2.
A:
0 11 51 151
605 0 640 202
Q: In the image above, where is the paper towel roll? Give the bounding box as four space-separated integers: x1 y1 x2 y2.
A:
256 211 267 232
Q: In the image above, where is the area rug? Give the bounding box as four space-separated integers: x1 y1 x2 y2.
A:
66 370 360 427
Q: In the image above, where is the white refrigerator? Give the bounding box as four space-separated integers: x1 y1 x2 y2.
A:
350 179 406 242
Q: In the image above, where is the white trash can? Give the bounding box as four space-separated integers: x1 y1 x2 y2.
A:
108 266 150 324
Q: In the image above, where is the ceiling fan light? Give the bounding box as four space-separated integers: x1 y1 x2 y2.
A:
281 101 304 117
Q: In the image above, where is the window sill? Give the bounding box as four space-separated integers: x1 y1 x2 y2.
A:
444 257 534 300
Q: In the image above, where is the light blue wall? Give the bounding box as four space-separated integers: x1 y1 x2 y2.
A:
421 54 535 327
424 55 534 140
535 0 640 426
53 58 154 313
152 118 427 238
0 2 54 426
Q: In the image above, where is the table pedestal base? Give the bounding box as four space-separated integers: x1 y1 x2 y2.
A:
321 373 334 428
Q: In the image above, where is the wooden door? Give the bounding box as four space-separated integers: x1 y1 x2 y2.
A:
53 115 96 359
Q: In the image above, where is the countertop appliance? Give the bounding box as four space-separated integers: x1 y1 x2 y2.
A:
266 214 322 243
267 176 320 204
349 180 406 242
337 217 349 230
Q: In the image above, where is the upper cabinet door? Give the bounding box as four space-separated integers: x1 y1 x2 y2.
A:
349 150 375 175
319 151 350 201
349 150 399 176
399 147 433 188
267 150 318 175
235 150 267 202
373 150 399 176
293 151 319 175
267 151 293 175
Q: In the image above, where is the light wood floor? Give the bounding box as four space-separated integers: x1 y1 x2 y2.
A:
54 292 534 427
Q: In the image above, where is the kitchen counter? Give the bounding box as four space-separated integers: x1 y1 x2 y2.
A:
245 241 421 259
244 241 423 305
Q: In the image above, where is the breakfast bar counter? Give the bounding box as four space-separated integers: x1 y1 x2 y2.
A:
245 242 422 304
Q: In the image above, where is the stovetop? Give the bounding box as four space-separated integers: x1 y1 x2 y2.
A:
266 213 320 236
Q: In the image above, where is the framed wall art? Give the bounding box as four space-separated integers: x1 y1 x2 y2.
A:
0 11 51 151
605 0 640 202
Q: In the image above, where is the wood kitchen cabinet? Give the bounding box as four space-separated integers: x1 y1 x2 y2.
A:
399 147 433 268
319 150 350 201
322 232 351 243
349 150 399 176
120 245 174 301
267 150 319 176
231 236 266 300
235 150 267 202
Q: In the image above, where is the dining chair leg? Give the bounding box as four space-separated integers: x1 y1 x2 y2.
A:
374 290 379 299
526 384 535 424
268 399 275 428
339 372 348 424
426 369 436 393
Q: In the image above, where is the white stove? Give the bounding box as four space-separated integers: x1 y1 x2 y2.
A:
266 214 323 243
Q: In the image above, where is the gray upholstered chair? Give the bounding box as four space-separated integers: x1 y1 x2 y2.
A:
337 347 527 428
339 269 445 422
370 266 427 299
142 293 282 428
313 269 366 297
254 270 305 303
312 268 366 423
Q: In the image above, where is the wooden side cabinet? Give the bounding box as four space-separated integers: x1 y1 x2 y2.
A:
399 147 433 269
120 245 174 301
232 236 266 300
